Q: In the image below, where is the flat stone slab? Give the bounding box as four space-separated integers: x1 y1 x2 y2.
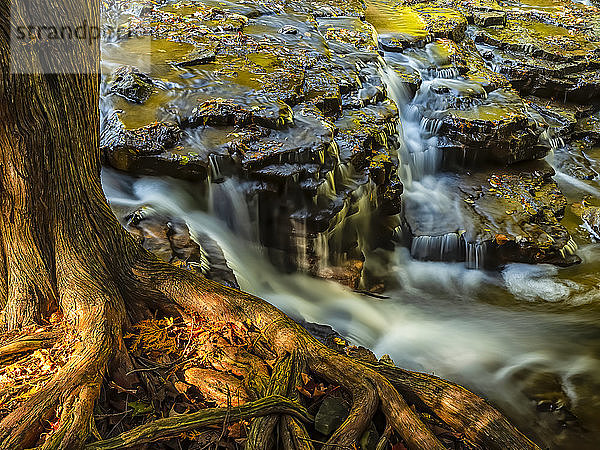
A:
404 160 579 267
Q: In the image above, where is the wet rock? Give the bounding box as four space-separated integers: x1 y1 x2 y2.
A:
315 396 350 435
360 423 380 450
571 199 600 240
303 70 343 116
475 19 599 62
386 58 422 96
375 5 468 51
172 49 216 67
449 39 510 92
345 345 378 363
516 369 572 413
290 172 373 233
459 162 579 266
415 7 468 42
474 17 600 102
525 96 583 139
110 66 155 104
335 101 399 166
101 113 181 155
473 10 506 27
551 140 600 182
100 113 181 154
123 207 239 288
581 207 600 239
378 175 403 215
318 17 378 53
295 319 345 348
424 88 547 166
101 114 211 179
373 6 431 51
227 105 334 172
573 110 600 144
404 160 580 267
187 98 293 130
107 148 210 180
316 259 364 289
279 25 299 34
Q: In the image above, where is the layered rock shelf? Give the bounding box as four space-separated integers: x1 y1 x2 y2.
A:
101 0 600 286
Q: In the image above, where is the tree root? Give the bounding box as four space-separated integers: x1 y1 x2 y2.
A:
85 395 312 450
0 254 543 450
137 260 447 449
365 362 541 450
281 414 314 450
245 353 295 449
0 302 120 449
131 257 543 450
0 331 58 366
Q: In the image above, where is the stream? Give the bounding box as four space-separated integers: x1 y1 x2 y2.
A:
101 0 600 447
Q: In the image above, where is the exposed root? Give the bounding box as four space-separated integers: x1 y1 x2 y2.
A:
131 256 542 450
308 346 443 450
135 259 446 449
42 383 102 449
245 354 295 449
366 362 542 450
281 414 314 450
0 254 543 450
85 395 312 450
0 330 58 366
0 302 119 449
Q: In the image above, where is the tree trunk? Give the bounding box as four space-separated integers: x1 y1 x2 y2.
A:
0 1 542 449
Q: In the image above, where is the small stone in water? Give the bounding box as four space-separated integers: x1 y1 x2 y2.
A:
279 25 299 34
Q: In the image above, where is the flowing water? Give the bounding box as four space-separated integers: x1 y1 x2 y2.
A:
103 166 600 448
101 1 600 448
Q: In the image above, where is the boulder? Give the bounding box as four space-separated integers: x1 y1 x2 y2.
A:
123 207 239 288
315 396 350 435
110 66 154 104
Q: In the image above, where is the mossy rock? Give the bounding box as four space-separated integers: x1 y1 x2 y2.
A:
404 160 579 267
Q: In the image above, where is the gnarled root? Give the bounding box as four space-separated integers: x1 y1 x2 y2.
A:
130 257 541 450
0 293 122 449
0 331 58 366
366 362 541 450
86 395 312 450
0 253 542 450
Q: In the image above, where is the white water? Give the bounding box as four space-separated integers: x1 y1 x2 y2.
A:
382 46 496 267
103 167 600 449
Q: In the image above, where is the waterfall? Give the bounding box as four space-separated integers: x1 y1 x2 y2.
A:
381 48 496 268
465 241 486 270
410 233 463 261
209 178 258 242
